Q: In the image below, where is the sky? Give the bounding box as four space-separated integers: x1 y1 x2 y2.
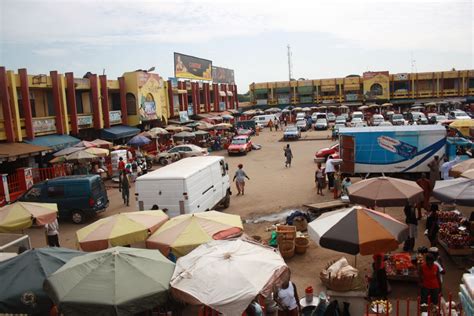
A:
0 0 473 92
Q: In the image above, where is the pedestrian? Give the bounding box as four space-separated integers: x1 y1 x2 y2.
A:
315 163 325 196
368 253 388 299
333 166 342 199
416 173 431 219
427 155 442 189
121 172 131 206
426 204 440 247
283 116 288 126
403 203 417 252
45 217 60 247
428 247 445 284
440 155 460 180
325 156 342 191
284 144 293 168
268 119 274 131
341 177 352 196
418 253 442 306
233 164 250 195
274 118 279 131
118 157 125 192
274 274 300 316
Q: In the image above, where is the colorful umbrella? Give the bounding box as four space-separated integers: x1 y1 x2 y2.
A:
74 141 97 148
170 239 289 316
0 202 58 232
449 159 474 177
214 123 233 130
49 156 67 164
308 206 409 256
66 150 98 161
127 135 151 147
196 122 215 130
347 176 424 208
0 248 83 315
449 119 474 137
165 125 184 132
173 131 196 139
91 139 113 148
461 169 474 179
53 146 84 157
149 127 169 136
432 178 474 206
84 147 109 157
76 211 169 251
44 247 175 316
146 211 243 257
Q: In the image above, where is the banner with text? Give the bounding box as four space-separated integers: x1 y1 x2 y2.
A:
174 52 212 81
212 66 235 84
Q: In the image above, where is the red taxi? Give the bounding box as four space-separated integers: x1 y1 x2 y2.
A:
227 136 252 155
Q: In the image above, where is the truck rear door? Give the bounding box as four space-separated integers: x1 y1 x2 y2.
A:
340 135 355 174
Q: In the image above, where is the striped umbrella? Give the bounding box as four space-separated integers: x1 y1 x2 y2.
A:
432 178 474 206
308 206 408 256
449 159 474 177
76 211 168 251
0 202 58 232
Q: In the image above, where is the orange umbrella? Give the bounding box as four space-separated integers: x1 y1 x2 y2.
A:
461 169 474 179
0 202 58 232
348 176 423 208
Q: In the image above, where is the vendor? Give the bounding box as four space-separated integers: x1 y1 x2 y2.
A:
368 253 388 299
274 273 300 316
418 253 442 305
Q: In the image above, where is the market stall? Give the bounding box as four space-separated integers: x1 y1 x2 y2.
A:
437 210 473 256
384 252 420 282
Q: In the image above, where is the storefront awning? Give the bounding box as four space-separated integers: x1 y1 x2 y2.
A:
0 143 51 162
24 135 80 151
100 125 140 140
219 91 227 97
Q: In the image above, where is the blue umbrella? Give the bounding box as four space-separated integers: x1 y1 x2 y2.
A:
127 135 151 147
0 247 83 315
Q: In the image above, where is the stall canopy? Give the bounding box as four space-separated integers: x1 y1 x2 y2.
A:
0 143 50 162
100 125 140 141
24 134 80 151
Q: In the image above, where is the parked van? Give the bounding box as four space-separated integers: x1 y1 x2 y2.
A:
135 156 231 217
252 114 278 127
19 175 109 224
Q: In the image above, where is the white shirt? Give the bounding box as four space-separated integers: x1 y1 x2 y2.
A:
440 156 460 180
45 218 59 236
325 158 342 173
278 282 298 310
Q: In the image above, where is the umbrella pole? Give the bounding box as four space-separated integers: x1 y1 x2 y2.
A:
354 255 357 268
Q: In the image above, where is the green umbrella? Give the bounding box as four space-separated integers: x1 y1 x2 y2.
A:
44 247 175 316
0 247 83 315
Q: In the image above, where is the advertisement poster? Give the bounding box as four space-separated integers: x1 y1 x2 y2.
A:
212 66 235 84
219 102 226 111
179 111 189 122
33 118 56 133
138 72 165 121
363 71 390 100
174 52 212 81
140 101 157 121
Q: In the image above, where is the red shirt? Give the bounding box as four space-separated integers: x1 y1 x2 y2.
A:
421 263 440 289
118 161 125 171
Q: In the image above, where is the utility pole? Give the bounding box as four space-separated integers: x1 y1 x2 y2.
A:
287 44 293 81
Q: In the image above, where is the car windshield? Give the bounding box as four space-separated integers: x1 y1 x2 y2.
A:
285 127 297 132
436 115 446 120
393 114 403 119
455 111 468 117
232 138 247 144
316 119 326 123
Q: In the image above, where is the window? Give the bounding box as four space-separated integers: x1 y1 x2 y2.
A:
47 185 64 198
126 93 137 115
17 89 36 118
111 93 121 111
75 91 84 114
370 83 383 96
219 160 226 176
24 186 42 199
469 78 474 89
46 91 55 116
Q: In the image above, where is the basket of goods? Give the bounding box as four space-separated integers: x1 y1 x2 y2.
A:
437 210 462 223
320 257 361 292
370 300 393 314
276 225 296 241
295 236 309 254
439 222 472 249
278 239 295 259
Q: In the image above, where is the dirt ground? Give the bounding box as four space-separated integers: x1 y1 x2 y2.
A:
25 126 472 314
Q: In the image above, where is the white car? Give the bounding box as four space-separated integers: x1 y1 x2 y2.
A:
296 119 309 131
155 144 208 165
449 110 470 120
314 118 328 130
350 117 363 126
327 113 336 122
371 114 385 126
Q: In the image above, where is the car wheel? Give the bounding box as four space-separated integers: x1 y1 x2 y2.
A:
71 210 85 224
159 157 168 166
223 191 231 208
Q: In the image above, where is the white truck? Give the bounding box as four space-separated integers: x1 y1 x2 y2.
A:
135 156 231 217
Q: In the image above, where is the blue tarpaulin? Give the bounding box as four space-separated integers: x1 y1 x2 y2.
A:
101 125 140 140
24 134 80 151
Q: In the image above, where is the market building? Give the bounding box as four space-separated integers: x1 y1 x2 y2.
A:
249 69 474 108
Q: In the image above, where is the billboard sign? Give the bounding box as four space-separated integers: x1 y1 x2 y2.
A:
174 52 212 81
212 66 235 84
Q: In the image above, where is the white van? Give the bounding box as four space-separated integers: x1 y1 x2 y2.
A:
351 111 364 120
296 112 306 121
135 156 231 217
252 114 278 127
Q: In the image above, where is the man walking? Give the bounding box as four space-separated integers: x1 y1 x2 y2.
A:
315 163 325 196
118 157 125 192
416 173 431 219
427 155 442 189
45 217 60 247
325 155 342 191
403 203 417 252
440 155 460 180
233 164 250 195
121 172 131 206
284 144 293 168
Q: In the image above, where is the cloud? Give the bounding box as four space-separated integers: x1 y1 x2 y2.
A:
32 48 68 57
1 0 471 54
